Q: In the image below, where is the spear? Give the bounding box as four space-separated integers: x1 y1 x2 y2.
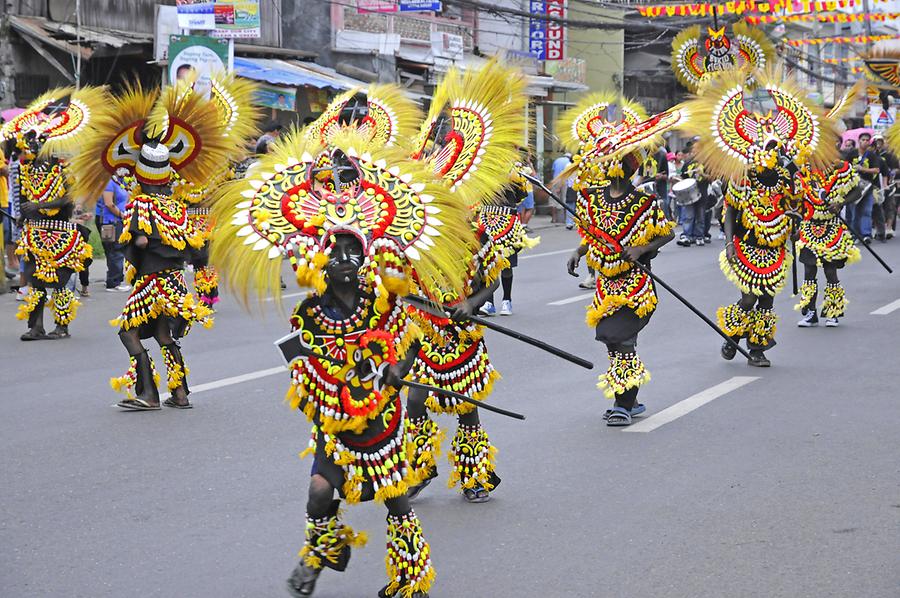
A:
401 294 594 370
274 330 526 420
523 172 754 361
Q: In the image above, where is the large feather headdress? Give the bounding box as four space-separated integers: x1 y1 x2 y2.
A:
303 84 421 149
209 127 475 302
557 92 647 154
410 58 528 207
672 22 775 94
69 80 233 207
680 68 839 181
1 86 109 159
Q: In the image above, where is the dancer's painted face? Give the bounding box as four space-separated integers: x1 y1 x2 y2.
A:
326 233 364 283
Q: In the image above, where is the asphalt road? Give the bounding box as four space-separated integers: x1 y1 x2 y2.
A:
2 216 899 598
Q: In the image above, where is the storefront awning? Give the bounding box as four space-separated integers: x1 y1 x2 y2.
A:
234 57 366 90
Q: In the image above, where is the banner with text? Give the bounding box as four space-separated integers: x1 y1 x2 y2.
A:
528 0 566 61
210 1 261 39
176 0 215 29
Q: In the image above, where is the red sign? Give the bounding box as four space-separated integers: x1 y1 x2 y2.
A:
545 0 565 61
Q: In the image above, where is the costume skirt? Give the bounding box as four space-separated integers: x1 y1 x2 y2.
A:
16 219 91 286
110 268 213 337
720 236 789 297
797 217 860 269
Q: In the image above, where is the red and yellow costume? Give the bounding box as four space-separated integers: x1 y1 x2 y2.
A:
210 69 498 594
2 88 106 336
682 69 840 355
561 94 684 401
795 161 861 318
403 62 526 496
68 80 238 405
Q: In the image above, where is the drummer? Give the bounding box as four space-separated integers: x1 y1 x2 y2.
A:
676 141 711 247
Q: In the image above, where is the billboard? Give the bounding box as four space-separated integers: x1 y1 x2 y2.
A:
168 35 231 96
210 1 261 39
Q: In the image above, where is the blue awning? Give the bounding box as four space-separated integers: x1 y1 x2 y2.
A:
234 57 359 89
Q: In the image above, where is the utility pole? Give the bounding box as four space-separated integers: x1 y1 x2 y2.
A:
75 0 82 89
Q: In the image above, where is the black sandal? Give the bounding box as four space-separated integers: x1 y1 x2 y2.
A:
163 397 193 410
462 485 491 503
20 328 48 341
116 398 161 411
407 475 434 501
286 562 321 597
606 406 633 427
46 328 70 339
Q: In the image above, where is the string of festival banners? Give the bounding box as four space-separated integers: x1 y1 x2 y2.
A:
746 11 900 23
636 0 888 17
784 33 900 46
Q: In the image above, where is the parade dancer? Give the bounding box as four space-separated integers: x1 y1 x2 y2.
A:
561 96 684 426
682 69 839 367
1 88 106 340
210 85 476 597
70 82 233 410
477 165 539 316
403 62 526 502
796 162 862 327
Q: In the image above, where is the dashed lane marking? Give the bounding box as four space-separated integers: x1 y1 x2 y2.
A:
520 248 573 260
623 376 759 433
548 292 593 306
265 291 306 302
153 366 284 402
871 298 900 315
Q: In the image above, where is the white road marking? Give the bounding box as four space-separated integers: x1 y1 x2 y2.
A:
870 298 900 315
265 291 306 302
520 248 573 260
548 292 593 306
158 366 285 401
623 376 759 433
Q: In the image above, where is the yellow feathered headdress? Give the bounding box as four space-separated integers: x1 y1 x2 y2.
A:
671 22 775 94
862 42 900 88
680 68 839 181
556 92 647 154
68 82 158 204
1 86 110 160
68 80 234 207
303 84 421 149
209 71 263 153
209 127 474 304
410 58 528 207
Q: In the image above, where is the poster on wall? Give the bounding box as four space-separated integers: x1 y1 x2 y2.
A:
176 0 215 29
528 0 566 61
211 1 261 39
254 84 297 111
168 35 231 96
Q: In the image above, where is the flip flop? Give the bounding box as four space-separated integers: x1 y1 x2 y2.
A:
603 403 645 420
606 406 633 427
163 398 193 410
116 398 161 411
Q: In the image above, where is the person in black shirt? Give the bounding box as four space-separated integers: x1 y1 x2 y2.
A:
872 134 898 240
847 132 880 242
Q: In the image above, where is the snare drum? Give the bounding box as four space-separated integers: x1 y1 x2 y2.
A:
672 178 701 205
